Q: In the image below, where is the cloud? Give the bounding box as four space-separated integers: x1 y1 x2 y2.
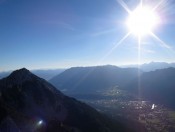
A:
91 28 117 37
42 20 75 31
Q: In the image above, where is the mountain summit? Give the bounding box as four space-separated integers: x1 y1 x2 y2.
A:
3 68 45 84
0 68 129 132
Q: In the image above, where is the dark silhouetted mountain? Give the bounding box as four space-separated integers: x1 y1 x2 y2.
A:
0 69 65 80
130 67 175 108
0 117 20 132
50 65 139 94
0 68 130 132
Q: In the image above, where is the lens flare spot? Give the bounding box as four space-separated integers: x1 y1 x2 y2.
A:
38 120 43 126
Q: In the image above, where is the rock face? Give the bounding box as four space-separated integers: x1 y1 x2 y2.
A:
0 68 129 132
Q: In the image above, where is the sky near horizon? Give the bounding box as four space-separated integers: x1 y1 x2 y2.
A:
0 0 175 71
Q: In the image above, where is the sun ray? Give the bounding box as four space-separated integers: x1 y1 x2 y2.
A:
138 35 141 65
111 32 131 51
140 0 143 8
149 32 171 49
116 0 131 14
116 0 174 101
152 0 165 11
97 32 131 64
138 35 141 100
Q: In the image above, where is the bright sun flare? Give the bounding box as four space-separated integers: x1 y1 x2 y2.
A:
127 6 159 36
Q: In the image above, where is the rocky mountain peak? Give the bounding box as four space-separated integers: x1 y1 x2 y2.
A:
3 68 38 85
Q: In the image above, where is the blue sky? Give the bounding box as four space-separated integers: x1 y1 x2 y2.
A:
0 0 175 71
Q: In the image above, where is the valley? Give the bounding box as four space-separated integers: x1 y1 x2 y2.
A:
49 65 175 131
68 87 175 132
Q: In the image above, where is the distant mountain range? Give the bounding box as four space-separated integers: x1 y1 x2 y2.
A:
0 69 65 80
130 67 175 108
0 72 10 80
49 65 175 109
0 68 130 132
1 62 174 80
121 61 175 72
50 65 139 94
31 69 65 80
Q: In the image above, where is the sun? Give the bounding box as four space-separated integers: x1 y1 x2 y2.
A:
127 6 159 37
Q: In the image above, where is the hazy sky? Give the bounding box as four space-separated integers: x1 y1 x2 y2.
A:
1 0 175 71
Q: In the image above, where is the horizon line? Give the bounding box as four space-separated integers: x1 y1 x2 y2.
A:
1 61 175 72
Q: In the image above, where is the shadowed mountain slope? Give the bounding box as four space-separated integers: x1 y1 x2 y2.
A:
50 66 175 109
130 67 175 108
0 68 131 132
50 65 139 94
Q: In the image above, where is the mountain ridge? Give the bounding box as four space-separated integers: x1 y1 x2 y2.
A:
50 65 175 109
134 67 175 108
50 65 139 94
0 68 130 132
121 61 175 72
0 68 65 80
